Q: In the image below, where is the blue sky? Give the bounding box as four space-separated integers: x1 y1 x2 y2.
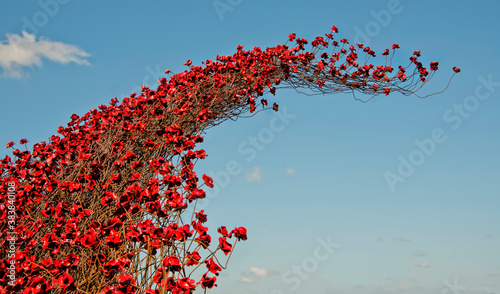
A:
1 1 499 293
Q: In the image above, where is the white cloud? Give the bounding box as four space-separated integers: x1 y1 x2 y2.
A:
246 167 261 182
489 272 498 277
285 168 295 175
414 262 430 268
249 267 268 277
0 32 90 78
240 277 253 283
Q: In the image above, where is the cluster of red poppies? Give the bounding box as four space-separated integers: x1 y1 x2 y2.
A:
0 26 458 293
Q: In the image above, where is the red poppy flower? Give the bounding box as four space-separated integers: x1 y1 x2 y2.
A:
109 173 122 184
231 227 247 241
65 253 80 267
200 273 217 289
105 229 122 248
126 225 141 242
187 188 206 201
20 138 28 144
430 62 439 71
453 66 461 73
80 228 99 249
184 60 192 66
163 256 181 272
195 231 211 248
202 174 214 188
217 226 229 237
186 251 201 266
122 151 136 161
41 232 60 254
130 172 141 182
52 272 76 291
194 149 207 159
144 138 157 149
272 103 279 111
118 273 136 287
331 26 339 33
205 257 222 275
392 43 400 49
101 191 118 206
196 210 208 223
6 141 14 148
177 277 196 290
219 237 232 255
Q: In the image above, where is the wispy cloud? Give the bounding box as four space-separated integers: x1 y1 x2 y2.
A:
285 168 295 175
0 32 90 78
399 237 411 242
240 277 253 283
414 262 430 268
249 267 268 277
246 167 261 182
414 249 426 257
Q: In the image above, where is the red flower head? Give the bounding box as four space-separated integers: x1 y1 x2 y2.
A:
218 237 233 255
188 188 206 201
105 230 122 248
6 141 14 148
202 174 214 188
331 26 339 33
272 103 279 112
20 138 28 145
80 228 100 249
453 66 461 73
200 273 217 289
186 251 201 266
217 226 229 237
430 62 439 71
52 272 76 291
118 273 136 287
196 210 208 223
184 60 192 66
177 277 196 291
231 227 247 241
163 256 182 272
205 257 222 275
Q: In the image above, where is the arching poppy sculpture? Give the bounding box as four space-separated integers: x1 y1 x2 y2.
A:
0 27 459 293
